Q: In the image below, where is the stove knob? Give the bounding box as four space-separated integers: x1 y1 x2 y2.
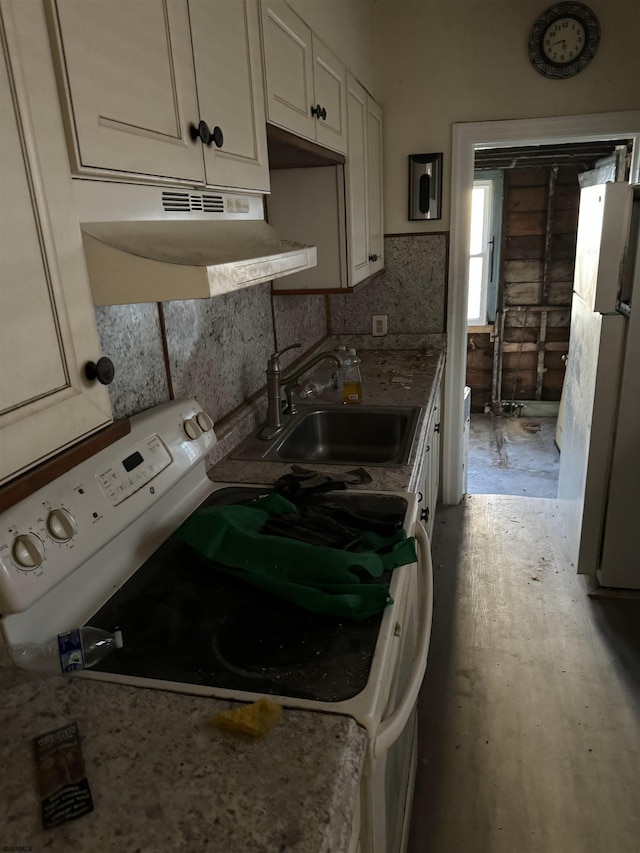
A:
12 533 45 570
196 411 214 433
183 417 202 440
46 508 77 543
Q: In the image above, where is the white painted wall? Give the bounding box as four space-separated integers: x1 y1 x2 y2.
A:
287 0 377 96
373 0 640 232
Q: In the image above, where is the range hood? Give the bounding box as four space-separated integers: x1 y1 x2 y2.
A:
72 181 317 305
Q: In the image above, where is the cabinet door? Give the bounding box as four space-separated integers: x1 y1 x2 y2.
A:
417 394 440 540
346 73 369 286
260 0 315 141
51 0 204 183
0 2 112 486
366 95 384 275
190 0 270 193
312 35 347 154
429 394 441 530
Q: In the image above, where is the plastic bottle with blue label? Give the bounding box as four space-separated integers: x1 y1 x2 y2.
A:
8 627 123 674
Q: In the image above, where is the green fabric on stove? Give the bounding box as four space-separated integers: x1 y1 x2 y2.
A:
175 493 417 621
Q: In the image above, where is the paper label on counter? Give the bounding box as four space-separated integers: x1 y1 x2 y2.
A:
34 721 94 829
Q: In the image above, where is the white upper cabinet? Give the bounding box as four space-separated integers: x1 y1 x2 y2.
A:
260 0 314 141
311 36 348 153
346 73 384 286
271 72 384 293
188 0 269 191
0 1 112 486
346 75 369 285
49 0 269 192
366 96 384 277
260 0 347 154
50 0 202 183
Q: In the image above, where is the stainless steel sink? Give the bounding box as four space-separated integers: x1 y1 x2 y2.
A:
231 404 422 467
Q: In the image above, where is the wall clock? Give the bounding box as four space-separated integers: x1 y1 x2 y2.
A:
529 3 601 79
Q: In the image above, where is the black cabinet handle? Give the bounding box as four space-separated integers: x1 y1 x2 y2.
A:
212 125 224 148
425 444 431 453
434 423 441 433
189 121 223 148
190 119 212 145
85 357 115 386
368 253 378 262
420 507 430 523
311 104 327 120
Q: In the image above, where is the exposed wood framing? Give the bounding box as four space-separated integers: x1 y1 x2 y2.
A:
493 310 506 410
466 162 583 412
536 310 548 400
501 338 566 352
541 166 559 304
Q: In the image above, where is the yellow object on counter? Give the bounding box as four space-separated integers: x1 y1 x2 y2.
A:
211 698 282 740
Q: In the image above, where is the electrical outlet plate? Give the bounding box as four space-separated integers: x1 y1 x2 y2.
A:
372 314 387 336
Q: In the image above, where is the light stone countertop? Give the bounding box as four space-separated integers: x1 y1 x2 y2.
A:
0 664 366 853
0 347 444 853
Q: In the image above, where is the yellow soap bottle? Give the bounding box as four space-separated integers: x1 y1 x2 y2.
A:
342 348 363 405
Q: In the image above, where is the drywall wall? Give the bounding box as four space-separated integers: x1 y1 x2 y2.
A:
374 0 640 232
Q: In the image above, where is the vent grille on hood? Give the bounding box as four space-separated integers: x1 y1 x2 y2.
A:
162 191 224 214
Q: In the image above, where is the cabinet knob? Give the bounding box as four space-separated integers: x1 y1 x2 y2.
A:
190 119 212 145
190 121 224 148
211 125 224 148
368 253 378 262
434 423 440 433
311 104 327 120
85 357 115 386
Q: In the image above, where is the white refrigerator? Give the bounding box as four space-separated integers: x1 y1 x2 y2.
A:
558 182 640 587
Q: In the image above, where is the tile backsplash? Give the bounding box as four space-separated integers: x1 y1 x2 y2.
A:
95 286 328 422
329 233 448 339
94 303 168 419
94 233 447 424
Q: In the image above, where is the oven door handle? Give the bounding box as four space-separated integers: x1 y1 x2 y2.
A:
373 520 433 758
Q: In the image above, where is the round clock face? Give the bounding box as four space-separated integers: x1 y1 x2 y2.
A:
529 3 601 79
542 17 586 63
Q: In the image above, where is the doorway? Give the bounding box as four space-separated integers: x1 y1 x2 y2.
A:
465 141 629 497
442 110 640 505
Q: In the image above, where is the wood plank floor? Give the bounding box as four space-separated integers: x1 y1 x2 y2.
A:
408 495 640 853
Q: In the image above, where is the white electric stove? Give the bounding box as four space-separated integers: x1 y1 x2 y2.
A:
0 398 432 853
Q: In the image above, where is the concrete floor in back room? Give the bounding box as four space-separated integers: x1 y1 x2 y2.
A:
407 499 640 849
466 414 560 498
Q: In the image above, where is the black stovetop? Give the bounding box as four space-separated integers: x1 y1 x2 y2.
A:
87 486 408 702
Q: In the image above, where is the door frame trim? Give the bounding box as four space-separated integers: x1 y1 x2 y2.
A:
443 110 640 505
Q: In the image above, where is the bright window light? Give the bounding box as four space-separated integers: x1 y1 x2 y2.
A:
467 181 493 325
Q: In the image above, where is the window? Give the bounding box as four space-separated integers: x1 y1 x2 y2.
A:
467 172 503 326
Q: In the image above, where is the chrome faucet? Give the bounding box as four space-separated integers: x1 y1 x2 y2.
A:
258 342 345 440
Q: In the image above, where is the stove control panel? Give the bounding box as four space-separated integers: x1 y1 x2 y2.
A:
97 434 172 506
0 399 216 614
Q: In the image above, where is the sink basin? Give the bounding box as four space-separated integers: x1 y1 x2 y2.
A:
231 405 422 467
